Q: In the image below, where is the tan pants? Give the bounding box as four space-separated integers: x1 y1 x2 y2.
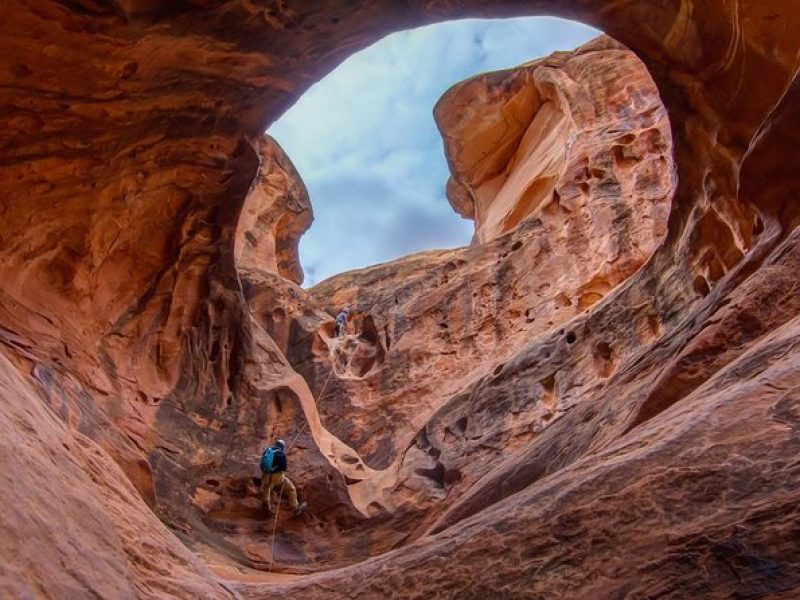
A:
261 472 298 512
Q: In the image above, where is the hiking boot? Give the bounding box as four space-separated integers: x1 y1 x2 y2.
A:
294 501 307 516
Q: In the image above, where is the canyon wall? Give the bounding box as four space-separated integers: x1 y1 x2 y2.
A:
302 35 672 521
1 1 800 598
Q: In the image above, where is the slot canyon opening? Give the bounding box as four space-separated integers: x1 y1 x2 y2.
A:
5 2 799 597
240 17 600 287
236 18 675 304
268 17 604 287
229 15 676 575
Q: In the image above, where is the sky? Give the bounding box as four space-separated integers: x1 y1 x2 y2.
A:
268 17 599 287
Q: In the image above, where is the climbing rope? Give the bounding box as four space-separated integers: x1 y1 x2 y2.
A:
267 358 337 571
287 363 336 450
267 477 285 574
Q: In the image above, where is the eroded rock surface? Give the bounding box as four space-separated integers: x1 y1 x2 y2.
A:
436 37 672 246
1 1 800 598
235 136 312 286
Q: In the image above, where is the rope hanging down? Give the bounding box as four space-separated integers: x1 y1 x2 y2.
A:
287 365 336 450
268 362 336 573
268 480 285 574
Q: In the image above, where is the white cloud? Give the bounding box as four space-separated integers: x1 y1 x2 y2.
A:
269 17 599 286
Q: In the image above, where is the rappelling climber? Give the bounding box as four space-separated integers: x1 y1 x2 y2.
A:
260 438 307 516
335 305 350 337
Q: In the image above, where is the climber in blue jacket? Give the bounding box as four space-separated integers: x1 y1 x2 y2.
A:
260 438 306 516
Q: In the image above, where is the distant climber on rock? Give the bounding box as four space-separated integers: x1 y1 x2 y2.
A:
260 438 307 516
335 305 350 337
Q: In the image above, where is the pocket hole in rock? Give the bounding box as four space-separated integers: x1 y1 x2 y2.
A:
693 274 711 297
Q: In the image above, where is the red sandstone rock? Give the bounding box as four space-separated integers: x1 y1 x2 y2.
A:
435 37 672 246
1 1 800 598
235 136 312 286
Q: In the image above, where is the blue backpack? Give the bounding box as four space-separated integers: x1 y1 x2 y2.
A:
260 446 279 473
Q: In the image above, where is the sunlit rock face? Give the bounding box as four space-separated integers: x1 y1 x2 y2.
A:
2 1 800 598
436 37 672 246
